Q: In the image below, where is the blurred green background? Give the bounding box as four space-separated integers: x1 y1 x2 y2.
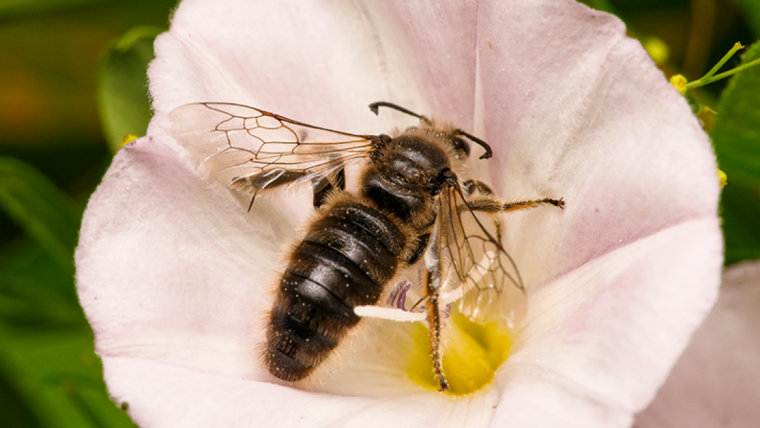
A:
0 0 758 426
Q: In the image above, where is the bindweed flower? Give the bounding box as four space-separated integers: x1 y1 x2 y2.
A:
76 0 723 426
636 260 760 428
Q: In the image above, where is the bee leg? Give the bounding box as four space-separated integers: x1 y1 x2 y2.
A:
425 272 449 392
462 179 565 213
501 197 565 212
466 196 565 214
311 169 346 209
465 193 564 241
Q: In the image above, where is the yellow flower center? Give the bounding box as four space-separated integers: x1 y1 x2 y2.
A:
407 309 512 395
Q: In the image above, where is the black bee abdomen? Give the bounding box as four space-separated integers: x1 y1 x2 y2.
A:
265 200 405 381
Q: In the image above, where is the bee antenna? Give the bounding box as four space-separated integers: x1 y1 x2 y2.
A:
369 102 492 160
458 130 492 160
368 101 432 125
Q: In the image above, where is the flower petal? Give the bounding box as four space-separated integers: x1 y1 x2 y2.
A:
102 356 500 427
147 0 463 135
493 219 722 427
364 1 481 127
470 1 723 425
76 136 290 379
477 0 719 284
76 0 724 427
635 261 760 428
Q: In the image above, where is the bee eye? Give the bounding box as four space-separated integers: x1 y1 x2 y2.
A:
452 137 470 157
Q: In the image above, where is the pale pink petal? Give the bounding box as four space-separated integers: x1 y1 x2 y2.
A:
148 0 440 136
362 1 481 127
494 219 722 427
76 0 724 427
477 0 718 281
77 136 282 379
103 356 501 427
635 261 760 428
472 1 722 426
78 136 502 427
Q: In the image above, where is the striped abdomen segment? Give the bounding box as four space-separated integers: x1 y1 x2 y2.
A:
265 200 405 381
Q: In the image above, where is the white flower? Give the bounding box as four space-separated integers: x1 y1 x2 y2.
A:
636 260 760 428
76 0 723 426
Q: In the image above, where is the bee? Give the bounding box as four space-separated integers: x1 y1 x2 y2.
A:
170 101 564 391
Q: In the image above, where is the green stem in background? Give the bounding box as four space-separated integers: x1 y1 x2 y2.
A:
688 57 760 88
703 42 745 79
671 43 760 95
685 43 760 90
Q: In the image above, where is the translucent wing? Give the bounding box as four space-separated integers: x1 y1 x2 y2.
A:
424 184 526 326
169 102 375 195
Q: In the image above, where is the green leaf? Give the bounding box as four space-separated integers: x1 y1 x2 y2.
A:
0 327 137 428
721 182 760 265
0 370 41 428
0 239 84 325
736 0 760 38
0 0 106 20
97 26 164 153
576 0 615 11
712 41 760 188
0 158 82 273
712 41 760 265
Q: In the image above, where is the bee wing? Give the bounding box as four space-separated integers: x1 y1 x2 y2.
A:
425 185 526 326
169 102 375 194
